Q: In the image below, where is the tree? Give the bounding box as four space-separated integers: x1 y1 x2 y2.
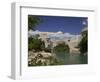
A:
53 42 70 53
79 30 88 53
28 36 45 51
28 15 42 31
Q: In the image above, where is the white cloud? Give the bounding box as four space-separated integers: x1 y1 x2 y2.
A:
28 30 81 40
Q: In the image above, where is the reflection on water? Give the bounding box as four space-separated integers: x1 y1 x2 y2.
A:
55 52 88 65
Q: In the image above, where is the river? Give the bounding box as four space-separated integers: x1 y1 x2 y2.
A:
55 52 88 65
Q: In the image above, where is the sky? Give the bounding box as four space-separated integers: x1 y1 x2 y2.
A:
30 15 88 35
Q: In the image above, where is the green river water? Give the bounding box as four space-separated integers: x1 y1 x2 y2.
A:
55 52 88 65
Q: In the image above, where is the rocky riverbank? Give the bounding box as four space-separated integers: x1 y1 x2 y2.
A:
28 51 59 66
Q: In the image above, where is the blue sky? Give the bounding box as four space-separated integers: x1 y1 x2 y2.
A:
30 15 88 35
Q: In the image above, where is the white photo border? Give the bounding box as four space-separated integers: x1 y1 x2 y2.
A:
11 2 97 80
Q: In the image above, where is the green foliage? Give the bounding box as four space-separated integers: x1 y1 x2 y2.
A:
28 36 45 52
53 42 70 53
28 15 42 31
82 30 87 37
79 31 88 53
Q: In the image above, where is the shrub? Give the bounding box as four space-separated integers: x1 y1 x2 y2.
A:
53 42 70 53
28 36 45 52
